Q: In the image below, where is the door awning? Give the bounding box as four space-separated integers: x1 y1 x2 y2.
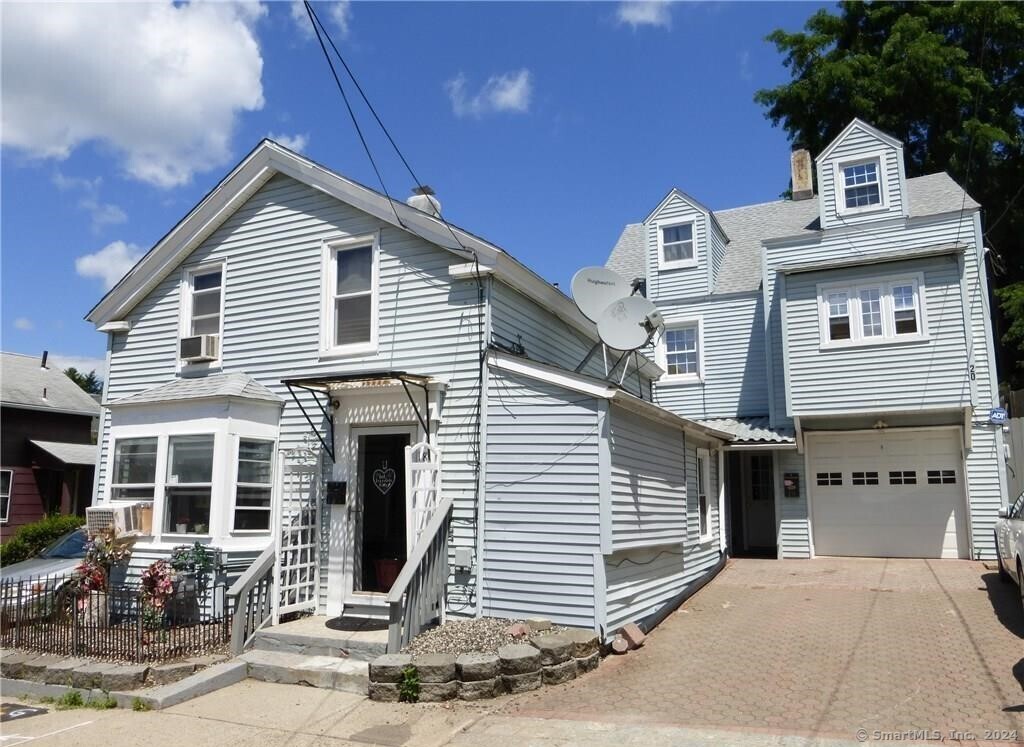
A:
29 440 97 466
280 372 436 461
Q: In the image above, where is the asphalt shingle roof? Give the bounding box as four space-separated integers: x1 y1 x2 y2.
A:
108 372 283 407
605 172 980 295
1 352 101 416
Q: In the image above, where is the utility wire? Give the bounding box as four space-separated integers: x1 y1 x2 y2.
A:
304 1 472 257
302 1 404 229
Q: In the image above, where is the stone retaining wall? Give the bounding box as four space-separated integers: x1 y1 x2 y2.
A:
0 649 227 690
368 628 601 702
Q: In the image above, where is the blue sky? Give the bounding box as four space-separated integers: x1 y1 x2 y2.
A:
1 0 827 374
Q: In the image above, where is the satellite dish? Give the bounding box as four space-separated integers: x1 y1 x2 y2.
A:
571 267 632 322
597 296 663 351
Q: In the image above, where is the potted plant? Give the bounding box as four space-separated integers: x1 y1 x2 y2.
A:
62 529 136 627
139 559 175 634
175 516 189 534
166 543 219 623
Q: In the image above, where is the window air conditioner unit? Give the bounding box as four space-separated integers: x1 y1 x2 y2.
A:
180 334 219 362
86 504 143 536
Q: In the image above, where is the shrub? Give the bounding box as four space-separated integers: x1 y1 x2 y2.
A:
132 697 152 712
0 514 85 566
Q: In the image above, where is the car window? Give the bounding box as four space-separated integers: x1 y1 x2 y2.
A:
39 529 88 559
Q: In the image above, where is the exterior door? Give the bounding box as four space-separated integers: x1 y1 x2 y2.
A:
807 428 968 559
351 430 411 595
742 453 776 550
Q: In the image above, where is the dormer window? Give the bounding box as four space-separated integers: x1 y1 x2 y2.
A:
839 158 883 212
657 220 697 270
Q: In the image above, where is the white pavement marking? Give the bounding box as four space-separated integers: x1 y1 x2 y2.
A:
0 721 94 745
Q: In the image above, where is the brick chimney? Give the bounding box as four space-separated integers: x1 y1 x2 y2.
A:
791 149 814 201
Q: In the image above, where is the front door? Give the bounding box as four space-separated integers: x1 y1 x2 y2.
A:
352 431 410 595
741 453 777 552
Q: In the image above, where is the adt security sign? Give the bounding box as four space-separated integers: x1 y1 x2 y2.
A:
988 407 1008 425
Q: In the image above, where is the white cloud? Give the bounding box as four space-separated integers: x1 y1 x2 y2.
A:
75 241 145 290
738 50 752 81
50 354 107 375
291 1 351 39
2 2 266 188
445 70 533 119
53 171 128 232
269 133 309 152
616 1 673 29
13 317 34 331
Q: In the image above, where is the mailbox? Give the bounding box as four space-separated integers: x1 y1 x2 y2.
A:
325 481 347 505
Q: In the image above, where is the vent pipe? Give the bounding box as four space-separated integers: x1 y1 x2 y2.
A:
407 185 442 218
41 350 49 369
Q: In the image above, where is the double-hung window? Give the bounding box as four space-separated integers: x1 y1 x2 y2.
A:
658 221 697 269
819 275 926 347
165 435 214 535
233 439 274 531
0 470 11 524
840 160 882 210
110 438 158 502
658 320 703 382
323 235 378 354
696 448 711 541
188 269 223 336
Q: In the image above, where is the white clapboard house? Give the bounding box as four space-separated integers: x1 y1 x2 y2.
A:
85 142 730 650
607 119 1006 562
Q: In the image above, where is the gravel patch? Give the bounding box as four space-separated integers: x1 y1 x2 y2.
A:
402 617 567 656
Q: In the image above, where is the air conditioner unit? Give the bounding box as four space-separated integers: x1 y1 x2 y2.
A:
180 334 219 362
86 503 143 536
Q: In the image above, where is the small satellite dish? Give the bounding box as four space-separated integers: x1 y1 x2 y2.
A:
597 296 662 351
571 267 633 322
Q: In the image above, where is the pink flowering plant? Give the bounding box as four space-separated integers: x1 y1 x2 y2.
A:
62 529 136 612
140 559 176 630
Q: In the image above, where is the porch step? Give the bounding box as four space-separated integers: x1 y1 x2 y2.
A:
239 649 368 695
250 615 388 662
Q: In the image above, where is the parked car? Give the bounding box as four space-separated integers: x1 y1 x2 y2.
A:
0 528 86 586
994 491 1024 613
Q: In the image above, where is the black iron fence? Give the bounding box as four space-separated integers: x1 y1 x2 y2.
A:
0 572 231 663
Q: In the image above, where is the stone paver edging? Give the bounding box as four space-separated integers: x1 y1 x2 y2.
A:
368 628 602 702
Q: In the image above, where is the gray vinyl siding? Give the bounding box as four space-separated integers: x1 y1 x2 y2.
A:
604 433 722 635
97 174 485 606
966 424 1002 558
709 225 728 289
607 406 686 550
775 449 810 558
483 369 601 628
764 211 980 428
653 293 768 419
647 194 711 300
783 255 969 415
818 126 904 230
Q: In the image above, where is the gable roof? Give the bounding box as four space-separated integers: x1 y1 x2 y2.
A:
83 140 609 352
605 172 979 295
643 188 730 242
817 118 903 162
1 351 102 417
106 372 283 407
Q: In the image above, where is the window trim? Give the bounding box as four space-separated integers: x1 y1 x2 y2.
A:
163 432 217 537
109 437 159 503
320 232 380 358
656 219 698 271
655 318 705 385
179 262 226 369
817 273 928 350
230 436 276 535
834 154 888 217
0 469 12 524
696 448 712 543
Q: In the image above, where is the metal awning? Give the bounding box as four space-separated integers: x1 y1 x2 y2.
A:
29 440 97 466
280 372 435 461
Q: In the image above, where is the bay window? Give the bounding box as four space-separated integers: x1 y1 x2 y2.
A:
819 275 926 347
110 437 158 502
233 439 274 531
165 435 214 535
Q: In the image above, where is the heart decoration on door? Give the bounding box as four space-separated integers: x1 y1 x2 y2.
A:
373 460 396 495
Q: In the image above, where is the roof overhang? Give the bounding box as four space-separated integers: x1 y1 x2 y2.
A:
642 188 730 243
1 400 99 418
776 242 965 276
488 350 731 441
29 440 97 466
83 140 622 361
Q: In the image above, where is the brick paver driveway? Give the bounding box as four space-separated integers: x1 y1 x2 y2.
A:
508 558 1024 742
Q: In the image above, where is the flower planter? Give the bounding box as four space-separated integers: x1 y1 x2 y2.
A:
80 591 110 627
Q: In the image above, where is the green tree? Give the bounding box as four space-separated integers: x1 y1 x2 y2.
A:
755 1 1024 385
64 367 103 395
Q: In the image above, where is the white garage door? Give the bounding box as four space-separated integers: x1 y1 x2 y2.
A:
808 429 968 559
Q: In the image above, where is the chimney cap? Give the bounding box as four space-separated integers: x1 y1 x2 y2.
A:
411 185 435 197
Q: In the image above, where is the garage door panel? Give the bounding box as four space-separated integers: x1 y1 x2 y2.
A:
809 429 967 559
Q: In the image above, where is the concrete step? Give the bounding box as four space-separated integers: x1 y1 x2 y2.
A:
239 649 368 695
250 616 388 662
